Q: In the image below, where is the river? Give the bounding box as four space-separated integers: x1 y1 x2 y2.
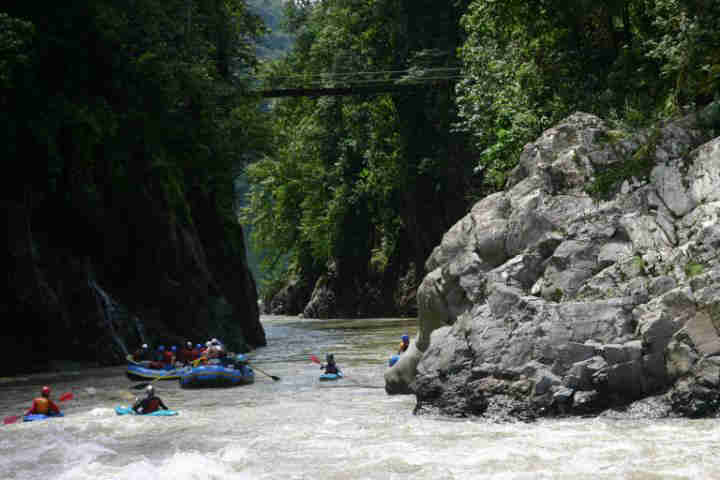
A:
2 315 720 479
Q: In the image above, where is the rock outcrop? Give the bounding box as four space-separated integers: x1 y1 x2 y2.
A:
387 106 720 419
267 260 419 319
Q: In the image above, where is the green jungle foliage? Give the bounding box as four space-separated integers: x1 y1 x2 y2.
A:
1 1 270 252
244 0 476 294
456 0 720 190
248 0 295 58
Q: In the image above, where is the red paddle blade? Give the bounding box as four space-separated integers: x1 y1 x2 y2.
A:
58 392 73 402
310 355 321 364
3 415 20 425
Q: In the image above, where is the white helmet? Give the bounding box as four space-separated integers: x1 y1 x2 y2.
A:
142 344 148 349
146 385 154 396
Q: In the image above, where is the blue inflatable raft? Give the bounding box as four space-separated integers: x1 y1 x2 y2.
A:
319 372 344 381
126 363 183 381
179 364 254 388
115 406 178 416
23 412 64 422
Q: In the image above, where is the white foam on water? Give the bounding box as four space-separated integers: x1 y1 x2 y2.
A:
3 425 116 479
218 443 251 464
55 450 256 480
89 407 115 417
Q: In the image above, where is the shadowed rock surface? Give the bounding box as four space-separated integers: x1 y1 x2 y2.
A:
386 106 720 419
4 183 265 376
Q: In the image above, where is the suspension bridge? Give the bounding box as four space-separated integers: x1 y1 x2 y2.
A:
252 67 466 98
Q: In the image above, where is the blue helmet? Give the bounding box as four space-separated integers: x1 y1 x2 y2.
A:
196 344 202 349
171 345 177 352
158 345 165 351
401 334 409 342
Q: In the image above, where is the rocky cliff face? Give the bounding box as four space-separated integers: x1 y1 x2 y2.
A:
266 261 419 319
4 179 265 376
386 107 720 419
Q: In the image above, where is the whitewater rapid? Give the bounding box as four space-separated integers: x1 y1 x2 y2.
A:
2 315 720 479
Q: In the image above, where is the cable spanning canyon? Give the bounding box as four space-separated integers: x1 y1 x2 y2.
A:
250 67 466 97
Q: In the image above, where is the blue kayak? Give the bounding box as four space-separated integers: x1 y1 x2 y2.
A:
115 406 178 416
23 412 64 422
319 372 344 381
389 355 400 367
179 364 254 388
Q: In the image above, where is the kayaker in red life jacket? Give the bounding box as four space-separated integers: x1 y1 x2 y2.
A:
132 385 169 415
26 386 61 416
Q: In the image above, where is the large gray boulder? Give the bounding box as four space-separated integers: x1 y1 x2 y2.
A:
391 106 720 419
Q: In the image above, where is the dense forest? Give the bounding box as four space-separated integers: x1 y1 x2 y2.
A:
2 0 272 373
244 0 719 317
2 1 719 371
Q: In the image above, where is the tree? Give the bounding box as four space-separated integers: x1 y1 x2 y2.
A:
455 0 720 192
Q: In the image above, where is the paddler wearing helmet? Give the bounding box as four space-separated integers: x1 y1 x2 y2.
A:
320 353 340 374
132 343 151 362
26 386 61 416
132 385 169 415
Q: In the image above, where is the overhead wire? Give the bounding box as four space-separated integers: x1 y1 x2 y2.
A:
246 67 466 87
254 66 462 79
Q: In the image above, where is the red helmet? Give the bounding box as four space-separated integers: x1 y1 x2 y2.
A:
41 386 51 396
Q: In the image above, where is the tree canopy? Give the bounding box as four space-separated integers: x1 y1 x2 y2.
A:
456 0 720 188
1 0 270 239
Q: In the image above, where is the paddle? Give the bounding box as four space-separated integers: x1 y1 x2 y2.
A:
3 392 74 425
249 364 280 381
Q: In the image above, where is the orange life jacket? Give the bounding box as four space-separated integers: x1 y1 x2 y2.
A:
33 397 50 414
